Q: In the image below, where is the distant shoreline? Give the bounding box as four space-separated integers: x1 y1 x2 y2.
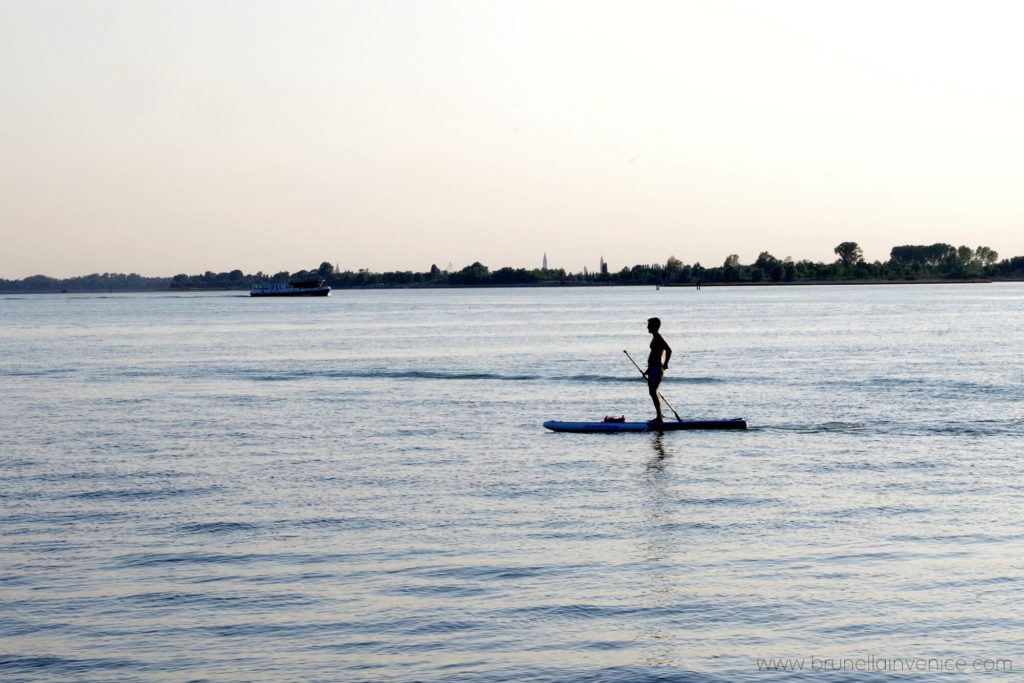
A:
321 277 1001 289
663 278 998 287
6 242 1020 292
4 277 1015 294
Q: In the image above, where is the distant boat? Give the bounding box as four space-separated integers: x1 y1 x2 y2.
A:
250 278 330 297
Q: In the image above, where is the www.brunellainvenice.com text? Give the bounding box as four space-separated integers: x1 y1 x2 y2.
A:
756 655 1012 674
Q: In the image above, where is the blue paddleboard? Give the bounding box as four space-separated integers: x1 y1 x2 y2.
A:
544 419 747 433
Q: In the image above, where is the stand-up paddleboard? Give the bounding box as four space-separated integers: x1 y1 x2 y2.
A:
544 419 747 433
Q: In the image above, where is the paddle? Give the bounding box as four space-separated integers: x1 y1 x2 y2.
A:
624 350 683 422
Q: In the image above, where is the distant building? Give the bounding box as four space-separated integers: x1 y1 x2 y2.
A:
600 256 608 275
543 253 548 270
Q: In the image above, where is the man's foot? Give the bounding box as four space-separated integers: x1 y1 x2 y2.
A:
647 416 664 424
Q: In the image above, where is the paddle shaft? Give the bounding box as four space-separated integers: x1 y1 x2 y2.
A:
623 350 682 422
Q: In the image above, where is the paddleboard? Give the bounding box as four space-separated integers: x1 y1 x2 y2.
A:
544 419 747 433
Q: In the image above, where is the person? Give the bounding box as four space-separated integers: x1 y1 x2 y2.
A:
643 317 672 423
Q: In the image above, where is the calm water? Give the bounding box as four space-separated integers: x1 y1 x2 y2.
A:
2 284 1023 681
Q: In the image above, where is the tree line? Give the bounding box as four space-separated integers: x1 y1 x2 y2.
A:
4 242 1024 292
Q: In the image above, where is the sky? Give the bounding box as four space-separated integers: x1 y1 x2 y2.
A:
2 0 1023 279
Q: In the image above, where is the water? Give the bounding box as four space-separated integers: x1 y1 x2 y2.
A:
2 284 1023 681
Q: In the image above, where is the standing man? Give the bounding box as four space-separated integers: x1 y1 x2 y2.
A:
644 317 672 423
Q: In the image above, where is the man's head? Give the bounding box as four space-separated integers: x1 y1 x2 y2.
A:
647 317 661 333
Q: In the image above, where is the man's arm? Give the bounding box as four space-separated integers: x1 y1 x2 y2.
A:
663 339 672 369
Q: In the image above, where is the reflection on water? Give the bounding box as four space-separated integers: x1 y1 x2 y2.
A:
646 432 672 472
637 432 684 668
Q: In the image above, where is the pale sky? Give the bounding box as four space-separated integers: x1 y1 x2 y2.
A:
2 0 1022 278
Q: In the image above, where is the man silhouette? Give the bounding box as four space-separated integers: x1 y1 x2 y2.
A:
643 317 672 423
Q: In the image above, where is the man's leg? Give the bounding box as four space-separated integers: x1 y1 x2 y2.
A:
648 383 663 421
